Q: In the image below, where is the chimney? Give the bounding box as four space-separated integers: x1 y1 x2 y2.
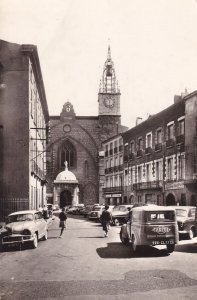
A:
136 117 143 126
174 89 188 104
181 88 188 98
174 95 181 104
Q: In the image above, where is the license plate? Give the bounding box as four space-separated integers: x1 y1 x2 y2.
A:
152 240 174 245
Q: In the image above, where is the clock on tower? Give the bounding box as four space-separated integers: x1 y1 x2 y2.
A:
103 95 114 108
98 45 121 116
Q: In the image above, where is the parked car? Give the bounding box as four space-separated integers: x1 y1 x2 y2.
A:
169 206 197 239
111 204 134 226
120 205 178 253
81 205 94 218
88 205 105 221
67 206 80 214
67 205 84 215
1 210 48 249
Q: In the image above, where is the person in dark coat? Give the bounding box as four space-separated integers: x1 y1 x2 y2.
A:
59 207 67 238
43 205 49 220
100 205 112 237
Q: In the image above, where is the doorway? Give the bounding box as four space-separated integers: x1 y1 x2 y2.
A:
166 193 176 206
60 189 72 208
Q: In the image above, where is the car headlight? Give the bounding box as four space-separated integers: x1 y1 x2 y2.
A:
23 229 32 235
5 227 12 234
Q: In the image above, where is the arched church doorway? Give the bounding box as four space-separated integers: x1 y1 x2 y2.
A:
166 193 176 206
60 190 72 208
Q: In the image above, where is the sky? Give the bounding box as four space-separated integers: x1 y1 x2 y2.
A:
1 0 197 128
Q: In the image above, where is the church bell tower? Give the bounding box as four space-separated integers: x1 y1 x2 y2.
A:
98 46 121 141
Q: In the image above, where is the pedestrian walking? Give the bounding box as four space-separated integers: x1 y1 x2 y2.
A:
100 205 112 237
127 207 132 221
59 207 67 238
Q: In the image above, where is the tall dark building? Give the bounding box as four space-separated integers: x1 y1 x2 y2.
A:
0 40 49 221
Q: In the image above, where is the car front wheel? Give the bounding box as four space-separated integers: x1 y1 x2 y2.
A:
32 233 38 249
43 230 48 241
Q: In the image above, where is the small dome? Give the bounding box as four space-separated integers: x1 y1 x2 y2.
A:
55 162 78 182
56 169 77 181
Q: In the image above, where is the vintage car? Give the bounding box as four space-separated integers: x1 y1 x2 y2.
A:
88 205 105 221
120 206 178 253
111 204 134 226
170 206 197 239
1 210 48 249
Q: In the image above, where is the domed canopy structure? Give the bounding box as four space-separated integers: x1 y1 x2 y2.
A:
55 162 78 183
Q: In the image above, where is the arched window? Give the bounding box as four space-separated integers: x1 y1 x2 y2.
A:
59 140 76 168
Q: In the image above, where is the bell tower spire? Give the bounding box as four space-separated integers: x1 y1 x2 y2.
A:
99 45 120 94
98 45 121 141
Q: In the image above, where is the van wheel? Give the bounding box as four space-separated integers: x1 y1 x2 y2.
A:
131 235 138 253
114 218 120 226
32 233 38 249
120 229 129 245
166 244 175 253
188 228 195 240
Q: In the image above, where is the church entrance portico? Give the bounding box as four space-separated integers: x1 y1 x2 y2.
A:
53 162 79 207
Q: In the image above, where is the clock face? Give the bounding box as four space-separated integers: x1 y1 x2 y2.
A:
103 95 114 108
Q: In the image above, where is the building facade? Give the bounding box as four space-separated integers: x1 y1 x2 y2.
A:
121 92 197 206
46 46 128 207
0 40 49 221
102 134 124 205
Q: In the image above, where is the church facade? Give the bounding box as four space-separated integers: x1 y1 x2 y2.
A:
46 47 128 207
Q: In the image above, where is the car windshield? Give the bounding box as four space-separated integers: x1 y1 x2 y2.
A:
113 206 128 212
8 213 34 223
175 209 188 217
93 207 102 211
146 211 175 222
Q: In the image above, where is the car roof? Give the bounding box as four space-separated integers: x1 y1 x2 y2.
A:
116 204 133 207
169 206 196 209
132 205 176 212
8 210 38 216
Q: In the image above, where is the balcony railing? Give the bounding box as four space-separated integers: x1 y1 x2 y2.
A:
166 139 175 148
145 147 152 155
114 147 118 154
136 149 143 158
155 143 162 152
113 166 119 172
129 152 135 160
123 155 128 162
176 134 185 144
108 167 113 173
118 164 124 171
103 186 123 193
104 168 109 174
105 165 123 173
133 181 162 190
